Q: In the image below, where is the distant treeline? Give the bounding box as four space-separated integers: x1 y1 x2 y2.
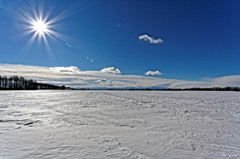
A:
160 87 240 91
84 87 240 91
0 75 72 90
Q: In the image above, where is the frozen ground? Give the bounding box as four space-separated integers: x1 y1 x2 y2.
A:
0 91 240 159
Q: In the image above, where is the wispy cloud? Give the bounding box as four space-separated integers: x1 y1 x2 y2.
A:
100 67 121 74
0 64 240 89
116 24 121 28
138 34 163 44
145 70 162 76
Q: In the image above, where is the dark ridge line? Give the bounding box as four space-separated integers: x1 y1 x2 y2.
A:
76 87 240 92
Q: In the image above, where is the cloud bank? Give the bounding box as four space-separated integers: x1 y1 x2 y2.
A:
138 34 163 44
0 64 240 89
145 70 162 76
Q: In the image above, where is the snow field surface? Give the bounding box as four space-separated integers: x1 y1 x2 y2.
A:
0 90 240 159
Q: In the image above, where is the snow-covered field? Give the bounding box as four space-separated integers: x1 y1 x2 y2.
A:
0 91 240 159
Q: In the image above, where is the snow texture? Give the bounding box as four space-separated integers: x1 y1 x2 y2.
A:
0 91 240 159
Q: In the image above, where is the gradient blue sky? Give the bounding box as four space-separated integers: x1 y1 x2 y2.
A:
0 0 239 81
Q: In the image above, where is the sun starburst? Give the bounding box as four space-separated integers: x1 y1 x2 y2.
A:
25 13 55 43
10 0 74 63
31 20 48 36
13 1 68 60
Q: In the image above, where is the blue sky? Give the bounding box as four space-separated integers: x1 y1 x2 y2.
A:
0 0 239 85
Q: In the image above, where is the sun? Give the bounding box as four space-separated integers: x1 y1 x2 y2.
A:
28 17 52 40
32 20 48 36
16 2 68 54
18 7 58 42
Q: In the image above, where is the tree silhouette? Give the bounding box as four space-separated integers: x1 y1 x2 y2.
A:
0 75 72 90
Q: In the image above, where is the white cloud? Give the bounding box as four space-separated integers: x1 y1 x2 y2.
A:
49 66 81 74
145 70 162 76
138 34 163 44
100 67 121 74
0 64 240 89
94 79 110 83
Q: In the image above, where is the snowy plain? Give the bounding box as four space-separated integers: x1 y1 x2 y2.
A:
0 90 240 159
